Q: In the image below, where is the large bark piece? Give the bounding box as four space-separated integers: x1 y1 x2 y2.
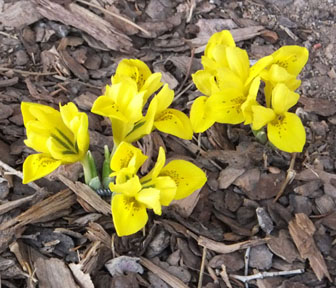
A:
34 0 134 52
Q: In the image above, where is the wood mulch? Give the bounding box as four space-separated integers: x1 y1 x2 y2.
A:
0 0 336 287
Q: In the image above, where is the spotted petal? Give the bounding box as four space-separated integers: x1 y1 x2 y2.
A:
155 108 193 140
190 96 215 133
271 45 309 76
159 160 207 200
110 142 147 173
22 153 62 184
112 194 148 236
268 112 306 152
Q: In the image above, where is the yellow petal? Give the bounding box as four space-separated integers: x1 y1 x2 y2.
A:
205 30 236 59
141 146 166 182
190 96 215 133
136 188 162 215
265 64 301 91
109 176 142 197
60 103 89 155
241 77 261 125
225 46 250 81
24 124 50 154
251 105 276 130
268 112 306 152
111 118 130 147
148 176 177 206
141 73 163 104
113 59 152 88
112 194 148 236
59 102 79 130
76 113 90 155
112 59 162 103
246 55 274 85
91 95 127 122
272 83 300 115
22 153 62 184
206 89 245 124
46 137 81 163
110 142 147 172
154 84 174 115
215 67 244 91
159 160 207 200
154 108 193 140
271 45 309 76
124 97 157 143
192 70 217 96
21 102 62 129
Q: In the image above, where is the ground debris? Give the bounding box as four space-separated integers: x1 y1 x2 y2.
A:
289 213 331 281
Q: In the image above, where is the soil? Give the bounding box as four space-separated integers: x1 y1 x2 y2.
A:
0 0 336 287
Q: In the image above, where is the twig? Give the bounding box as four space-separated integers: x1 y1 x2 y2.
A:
186 0 196 23
0 66 56 76
0 31 18 39
0 159 41 191
198 235 268 254
53 75 103 89
75 0 151 36
231 269 305 283
273 152 297 203
220 265 233 288
244 247 251 288
174 81 194 101
197 246 207 288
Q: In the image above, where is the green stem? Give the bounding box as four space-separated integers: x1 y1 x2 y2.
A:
81 151 93 185
102 145 112 188
80 150 102 190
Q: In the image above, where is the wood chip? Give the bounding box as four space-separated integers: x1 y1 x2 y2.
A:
218 167 245 189
140 257 189 288
288 213 331 281
69 263 95 288
34 0 134 52
0 189 76 231
0 0 42 28
58 174 111 216
35 257 77 288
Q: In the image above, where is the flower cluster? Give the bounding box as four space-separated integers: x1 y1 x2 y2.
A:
21 60 206 237
21 31 310 236
191 30 308 152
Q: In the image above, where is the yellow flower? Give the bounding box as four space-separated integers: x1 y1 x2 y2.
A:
190 30 273 132
21 102 89 183
112 59 163 104
259 46 309 107
92 60 193 145
109 142 207 236
251 83 306 152
111 175 162 236
91 78 148 146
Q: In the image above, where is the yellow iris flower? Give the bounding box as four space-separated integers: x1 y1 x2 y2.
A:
92 59 193 147
259 46 309 107
112 59 163 104
109 142 207 236
21 102 89 184
190 30 273 132
251 83 306 152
